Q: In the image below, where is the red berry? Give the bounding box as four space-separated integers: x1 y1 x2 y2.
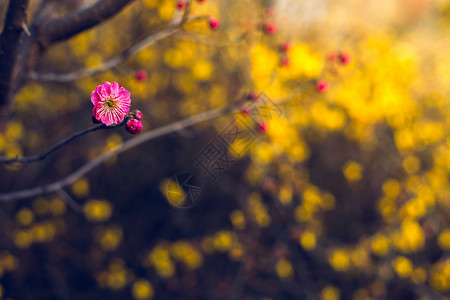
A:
316 80 329 92
263 23 277 34
126 119 143 134
209 18 220 30
339 52 351 65
177 1 186 9
136 70 148 81
197 0 206 2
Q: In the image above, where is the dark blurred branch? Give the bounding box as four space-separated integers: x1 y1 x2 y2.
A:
30 26 179 82
41 0 135 45
29 15 208 82
0 99 244 202
0 0 30 117
0 121 126 164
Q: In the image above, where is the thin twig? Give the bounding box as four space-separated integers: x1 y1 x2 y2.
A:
56 188 83 213
0 121 125 164
0 101 241 202
174 31 250 48
0 81 314 202
29 15 208 83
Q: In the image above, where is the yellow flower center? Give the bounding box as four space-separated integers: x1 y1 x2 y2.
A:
106 98 116 108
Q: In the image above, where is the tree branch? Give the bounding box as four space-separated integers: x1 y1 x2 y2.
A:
0 120 126 164
0 100 243 202
0 0 30 117
29 26 179 82
29 15 208 82
0 80 315 202
41 0 135 45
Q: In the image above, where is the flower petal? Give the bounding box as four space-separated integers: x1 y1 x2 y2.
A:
91 90 101 105
117 90 131 102
101 81 112 97
110 82 120 97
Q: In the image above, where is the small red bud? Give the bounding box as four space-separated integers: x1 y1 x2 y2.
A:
136 70 148 81
126 119 143 134
281 56 290 67
176 1 186 9
279 42 292 52
247 91 260 101
209 18 220 30
263 23 277 34
328 52 338 61
241 107 251 116
197 0 206 2
316 80 329 92
258 122 268 133
339 52 351 65
133 110 143 120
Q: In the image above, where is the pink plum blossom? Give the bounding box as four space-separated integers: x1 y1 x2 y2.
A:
91 81 131 126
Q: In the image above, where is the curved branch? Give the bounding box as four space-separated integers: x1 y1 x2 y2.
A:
0 120 126 164
0 80 316 202
29 26 179 82
29 15 208 83
41 0 135 45
0 101 242 202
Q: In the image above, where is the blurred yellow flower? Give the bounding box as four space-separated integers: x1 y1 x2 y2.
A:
438 228 450 250
392 256 413 278
15 208 34 226
275 258 294 279
329 249 350 272
300 231 316 251
83 200 113 222
132 279 154 299
320 285 340 300
342 161 363 182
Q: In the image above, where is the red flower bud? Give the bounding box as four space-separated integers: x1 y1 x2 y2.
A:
258 122 268 133
279 42 292 52
209 18 220 30
136 70 148 81
316 80 329 92
263 22 277 34
281 56 290 67
177 1 186 9
339 52 351 65
247 91 260 101
133 110 143 120
126 119 143 134
241 107 251 116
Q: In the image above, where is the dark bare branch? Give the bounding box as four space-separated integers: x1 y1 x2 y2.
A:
30 26 179 82
30 15 208 82
0 120 126 164
0 0 30 117
41 0 135 45
0 100 242 202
